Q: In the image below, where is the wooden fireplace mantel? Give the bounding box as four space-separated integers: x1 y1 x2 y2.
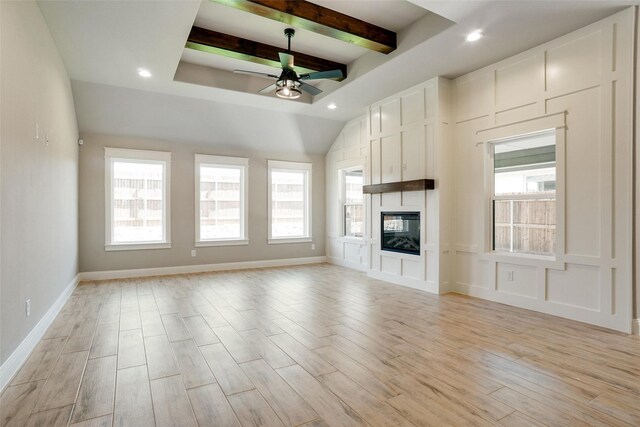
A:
362 179 435 194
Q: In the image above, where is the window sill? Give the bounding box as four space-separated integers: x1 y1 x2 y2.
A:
268 237 313 245
105 242 171 252
195 239 249 247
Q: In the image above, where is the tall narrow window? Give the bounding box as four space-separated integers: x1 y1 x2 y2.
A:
343 168 364 238
105 148 171 251
195 155 248 246
268 160 312 243
491 130 556 256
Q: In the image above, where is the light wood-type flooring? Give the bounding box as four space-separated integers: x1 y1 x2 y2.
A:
2 264 640 426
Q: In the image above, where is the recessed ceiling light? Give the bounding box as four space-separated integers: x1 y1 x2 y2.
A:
327 103 337 110
137 68 152 78
466 30 483 42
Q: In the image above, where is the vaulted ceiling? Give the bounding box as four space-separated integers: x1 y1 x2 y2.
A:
37 0 636 152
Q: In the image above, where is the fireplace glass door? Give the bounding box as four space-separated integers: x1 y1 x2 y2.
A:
381 212 420 255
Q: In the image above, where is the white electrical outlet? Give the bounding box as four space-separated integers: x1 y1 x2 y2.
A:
311 243 316 250
191 249 196 257
506 271 514 281
26 299 31 317
35 122 40 140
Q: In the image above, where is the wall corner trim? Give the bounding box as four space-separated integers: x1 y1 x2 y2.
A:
78 256 328 281
633 319 640 336
0 274 80 392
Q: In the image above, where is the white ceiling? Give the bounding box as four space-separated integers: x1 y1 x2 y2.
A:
37 0 638 152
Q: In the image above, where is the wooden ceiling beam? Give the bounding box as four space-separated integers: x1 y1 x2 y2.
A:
186 26 347 78
208 0 397 54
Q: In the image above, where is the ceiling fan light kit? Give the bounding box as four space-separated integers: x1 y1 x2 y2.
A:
275 79 302 99
233 28 345 100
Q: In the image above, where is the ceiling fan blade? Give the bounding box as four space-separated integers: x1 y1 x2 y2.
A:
299 69 344 80
234 70 279 79
279 52 294 70
299 82 322 96
258 83 277 94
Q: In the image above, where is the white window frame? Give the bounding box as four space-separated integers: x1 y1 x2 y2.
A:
340 165 364 240
478 112 566 268
104 147 171 251
195 154 249 247
268 160 312 244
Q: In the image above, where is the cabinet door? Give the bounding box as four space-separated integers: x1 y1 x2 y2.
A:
380 135 401 183
401 126 426 181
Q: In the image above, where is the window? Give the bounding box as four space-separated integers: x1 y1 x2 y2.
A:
490 130 556 256
195 155 248 246
268 160 312 243
342 168 364 238
105 148 171 251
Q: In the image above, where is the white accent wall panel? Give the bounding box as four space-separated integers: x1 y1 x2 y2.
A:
325 117 369 272
452 8 635 332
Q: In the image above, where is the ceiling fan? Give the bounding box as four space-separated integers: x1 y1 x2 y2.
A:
234 28 344 99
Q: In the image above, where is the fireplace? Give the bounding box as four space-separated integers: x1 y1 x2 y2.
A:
381 212 420 255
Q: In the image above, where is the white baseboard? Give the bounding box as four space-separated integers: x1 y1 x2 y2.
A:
78 256 327 281
633 319 640 335
0 274 79 392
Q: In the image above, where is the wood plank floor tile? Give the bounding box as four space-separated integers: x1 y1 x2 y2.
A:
70 414 113 427
270 333 336 377
149 375 197 427
33 350 89 412
187 384 241 427
70 355 116 423
183 315 220 346
161 313 191 342
170 339 216 389
314 346 400 400
113 365 154 427
200 343 254 395
276 364 366 427
140 310 166 338
63 317 98 354
273 318 329 349
386 393 459 427
10 338 66 385
5 265 640 427
42 310 77 340
89 321 119 359
24 404 73 427
239 329 296 369
317 371 412 427
119 307 141 331
0 381 45 427
198 305 229 329
213 325 260 363
490 387 586 426
589 390 640 425
498 411 547 427
144 334 180 380
240 358 317 426
116 329 146 369
226 389 285 427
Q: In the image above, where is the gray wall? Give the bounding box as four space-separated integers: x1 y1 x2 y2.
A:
79 133 325 273
1 1 79 364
